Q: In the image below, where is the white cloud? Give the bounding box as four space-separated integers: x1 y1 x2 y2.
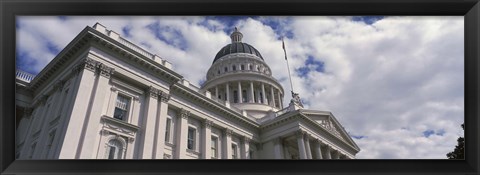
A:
16 16 464 159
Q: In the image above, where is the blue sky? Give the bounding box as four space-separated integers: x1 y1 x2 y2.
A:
16 16 464 159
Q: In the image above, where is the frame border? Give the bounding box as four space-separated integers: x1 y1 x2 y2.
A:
1 0 478 175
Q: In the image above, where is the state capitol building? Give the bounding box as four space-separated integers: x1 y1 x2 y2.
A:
15 23 360 159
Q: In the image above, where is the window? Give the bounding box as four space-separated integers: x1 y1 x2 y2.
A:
233 90 238 103
260 92 264 103
114 95 130 121
224 67 228 72
232 65 236 71
217 69 220 75
231 144 238 159
241 65 245 70
242 90 247 103
165 118 172 143
107 139 123 159
249 64 253 70
249 150 254 159
187 127 196 150
211 136 218 158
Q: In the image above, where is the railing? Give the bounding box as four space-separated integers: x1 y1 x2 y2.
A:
118 37 155 60
16 69 35 83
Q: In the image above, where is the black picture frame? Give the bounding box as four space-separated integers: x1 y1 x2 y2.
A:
1 0 479 175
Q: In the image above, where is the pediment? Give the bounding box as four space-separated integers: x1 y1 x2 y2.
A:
300 110 359 150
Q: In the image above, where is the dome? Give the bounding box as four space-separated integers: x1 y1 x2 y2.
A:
212 27 264 64
212 43 264 64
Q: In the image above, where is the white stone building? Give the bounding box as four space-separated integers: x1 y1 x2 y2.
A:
15 23 360 159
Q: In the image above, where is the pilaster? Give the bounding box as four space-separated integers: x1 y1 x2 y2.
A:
175 108 190 159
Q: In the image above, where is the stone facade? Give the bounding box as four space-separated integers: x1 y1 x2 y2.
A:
15 23 360 159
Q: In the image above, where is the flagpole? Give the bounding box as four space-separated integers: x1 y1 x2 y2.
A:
282 37 294 96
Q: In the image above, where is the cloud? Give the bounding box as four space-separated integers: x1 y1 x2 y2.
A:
16 16 464 159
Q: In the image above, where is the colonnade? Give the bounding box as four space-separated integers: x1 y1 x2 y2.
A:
272 130 351 159
210 81 283 109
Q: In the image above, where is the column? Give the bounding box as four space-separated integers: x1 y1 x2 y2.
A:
201 120 213 159
222 129 233 159
324 145 332 159
283 141 291 159
238 81 242 103
314 139 323 159
175 108 190 159
78 63 114 159
215 86 219 99
58 58 97 159
261 83 267 105
277 90 282 109
240 137 250 159
304 134 312 159
332 150 340 159
273 137 284 159
140 86 160 159
249 81 254 103
225 83 230 102
154 92 170 159
296 131 307 159
270 86 276 108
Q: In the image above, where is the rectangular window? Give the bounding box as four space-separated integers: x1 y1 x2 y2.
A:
187 127 196 150
231 144 238 159
211 136 218 158
242 90 247 103
165 118 172 143
241 65 245 70
114 95 130 121
249 150 254 159
233 90 238 103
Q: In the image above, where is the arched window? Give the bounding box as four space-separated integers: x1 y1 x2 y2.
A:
106 139 124 159
249 64 253 70
224 67 228 72
241 65 245 70
232 65 236 71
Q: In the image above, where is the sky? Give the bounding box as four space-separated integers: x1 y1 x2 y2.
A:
16 16 464 159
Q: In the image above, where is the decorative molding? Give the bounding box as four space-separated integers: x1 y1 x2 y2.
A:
163 154 172 159
295 130 305 138
111 87 118 92
96 63 114 78
179 108 190 119
223 128 233 137
273 137 282 144
203 119 213 129
128 137 135 143
148 86 160 99
53 80 65 91
303 133 310 141
159 92 170 102
241 137 250 144
101 130 110 136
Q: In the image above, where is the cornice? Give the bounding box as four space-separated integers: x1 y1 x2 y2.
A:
26 26 183 93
